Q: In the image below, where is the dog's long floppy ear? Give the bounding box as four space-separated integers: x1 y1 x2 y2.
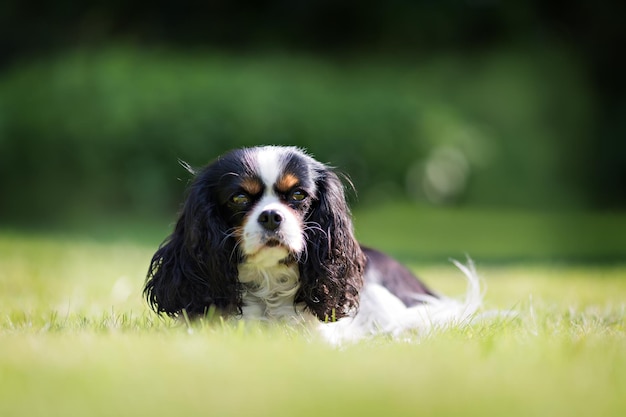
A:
297 166 366 321
144 174 242 318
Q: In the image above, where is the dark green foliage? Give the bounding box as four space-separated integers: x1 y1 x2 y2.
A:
0 46 592 222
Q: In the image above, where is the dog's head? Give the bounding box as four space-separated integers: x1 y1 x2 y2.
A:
144 146 365 320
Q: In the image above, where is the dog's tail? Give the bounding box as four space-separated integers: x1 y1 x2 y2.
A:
320 258 483 345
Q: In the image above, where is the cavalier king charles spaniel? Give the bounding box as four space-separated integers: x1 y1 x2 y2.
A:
144 146 482 343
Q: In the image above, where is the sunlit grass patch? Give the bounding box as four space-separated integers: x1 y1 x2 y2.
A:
1 228 625 416
1 306 624 417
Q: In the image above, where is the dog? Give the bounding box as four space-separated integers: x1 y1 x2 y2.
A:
144 146 482 343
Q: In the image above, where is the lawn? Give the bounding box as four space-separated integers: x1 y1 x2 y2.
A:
1 205 625 416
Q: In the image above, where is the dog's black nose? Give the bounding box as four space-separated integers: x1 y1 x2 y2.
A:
258 210 283 231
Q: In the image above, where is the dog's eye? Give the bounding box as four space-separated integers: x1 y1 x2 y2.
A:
289 189 308 202
231 193 251 206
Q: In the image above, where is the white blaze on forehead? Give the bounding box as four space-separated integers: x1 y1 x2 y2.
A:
254 146 285 194
240 147 306 259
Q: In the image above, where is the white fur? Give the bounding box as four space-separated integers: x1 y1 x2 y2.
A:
238 261 314 322
241 197 304 256
236 257 484 343
319 259 483 345
236 146 313 322
256 146 284 188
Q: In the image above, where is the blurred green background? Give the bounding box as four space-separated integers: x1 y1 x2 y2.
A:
0 1 625 261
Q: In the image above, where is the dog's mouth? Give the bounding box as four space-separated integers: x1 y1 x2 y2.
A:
263 238 283 248
243 236 294 267
240 227 303 264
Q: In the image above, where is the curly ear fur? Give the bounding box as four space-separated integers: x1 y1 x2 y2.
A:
144 176 242 318
296 167 366 321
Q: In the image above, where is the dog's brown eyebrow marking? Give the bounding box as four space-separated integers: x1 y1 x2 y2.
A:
240 177 263 195
276 173 300 193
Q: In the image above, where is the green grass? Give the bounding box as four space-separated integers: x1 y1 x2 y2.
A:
1 208 626 416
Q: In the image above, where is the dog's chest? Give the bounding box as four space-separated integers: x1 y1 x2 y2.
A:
237 262 308 320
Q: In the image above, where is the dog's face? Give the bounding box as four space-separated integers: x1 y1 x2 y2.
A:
145 146 365 320
214 147 318 266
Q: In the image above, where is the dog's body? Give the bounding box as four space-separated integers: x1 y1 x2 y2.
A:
144 146 481 342
234 245 436 323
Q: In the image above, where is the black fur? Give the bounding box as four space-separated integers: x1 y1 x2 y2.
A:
144 152 249 317
362 247 436 306
295 165 366 320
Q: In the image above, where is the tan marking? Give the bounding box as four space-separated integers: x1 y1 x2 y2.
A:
241 177 263 195
276 173 300 193
232 226 244 238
